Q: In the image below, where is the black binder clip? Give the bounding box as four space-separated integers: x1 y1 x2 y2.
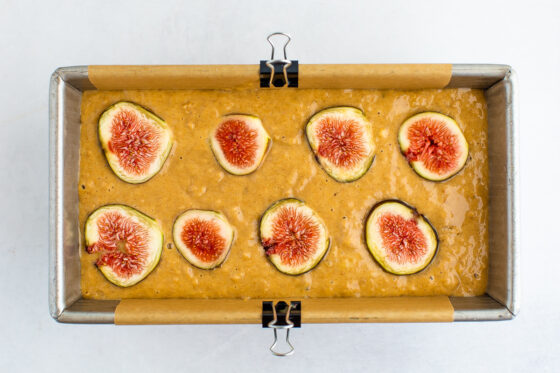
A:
260 32 298 88
262 300 301 356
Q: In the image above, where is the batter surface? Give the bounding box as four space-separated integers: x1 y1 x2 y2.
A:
79 88 488 300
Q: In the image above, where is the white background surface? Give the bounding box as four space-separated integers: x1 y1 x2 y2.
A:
0 0 559 371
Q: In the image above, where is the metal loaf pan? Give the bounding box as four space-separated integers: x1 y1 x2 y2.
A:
49 64 519 323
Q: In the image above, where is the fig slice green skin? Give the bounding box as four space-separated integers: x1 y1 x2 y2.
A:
210 114 271 176
259 198 330 276
365 200 438 275
84 204 163 287
306 107 376 183
172 210 235 270
98 101 173 184
398 112 469 182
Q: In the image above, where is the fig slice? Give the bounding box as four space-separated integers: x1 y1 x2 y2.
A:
306 107 375 182
365 200 438 275
84 205 163 287
398 112 468 181
210 114 271 175
260 198 330 275
172 210 234 270
98 101 173 184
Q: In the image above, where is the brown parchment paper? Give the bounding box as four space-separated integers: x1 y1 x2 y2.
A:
301 296 453 323
299 64 452 89
115 297 453 324
91 64 457 325
89 65 259 90
115 299 262 324
88 64 452 90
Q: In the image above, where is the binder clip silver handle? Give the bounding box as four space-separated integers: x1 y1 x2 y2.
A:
265 32 293 88
267 301 295 356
